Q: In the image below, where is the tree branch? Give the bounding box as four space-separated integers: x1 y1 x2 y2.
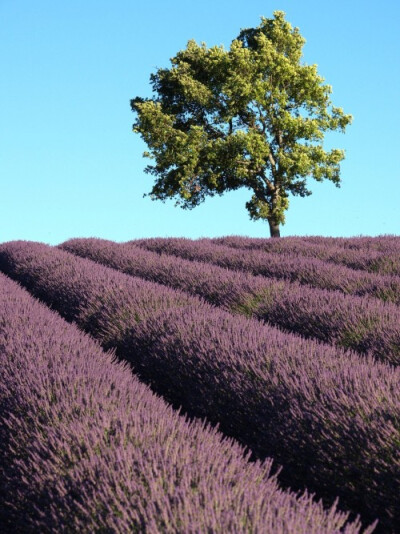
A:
268 152 277 172
256 103 267 133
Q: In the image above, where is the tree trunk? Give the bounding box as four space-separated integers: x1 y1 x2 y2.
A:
268 219 280 238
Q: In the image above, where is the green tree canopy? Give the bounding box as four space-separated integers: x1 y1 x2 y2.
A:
131 11 352 237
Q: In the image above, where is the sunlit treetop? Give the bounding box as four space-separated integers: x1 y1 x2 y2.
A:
131 11 352 237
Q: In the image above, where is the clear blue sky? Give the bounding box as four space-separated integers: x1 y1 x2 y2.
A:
1 0 399 244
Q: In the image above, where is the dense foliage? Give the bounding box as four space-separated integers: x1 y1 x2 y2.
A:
131 11 352 237
1 239 400 531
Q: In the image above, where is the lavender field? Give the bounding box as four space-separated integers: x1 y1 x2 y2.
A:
1 236 400 533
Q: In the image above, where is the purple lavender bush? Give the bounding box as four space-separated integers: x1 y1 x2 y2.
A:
130 237 400 305
214 235 400 253
299 235 400 252
1 271 368 533
0 240 197 345
0 241 398 531
60 238 400 364
212 235 400 276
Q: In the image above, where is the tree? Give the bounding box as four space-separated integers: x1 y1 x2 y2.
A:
131 11 352 237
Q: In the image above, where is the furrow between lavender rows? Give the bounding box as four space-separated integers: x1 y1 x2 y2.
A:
0 241 398 531
211 236 400 276
130 237 400 305
1 271 360 534
62 238 400 365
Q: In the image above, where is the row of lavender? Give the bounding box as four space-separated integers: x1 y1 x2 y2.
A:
1 271 362 533
0 241 398 531
284 235 400 252
61 238 400 365
216 235 400 252
212 236 400 276
131 237 400 305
